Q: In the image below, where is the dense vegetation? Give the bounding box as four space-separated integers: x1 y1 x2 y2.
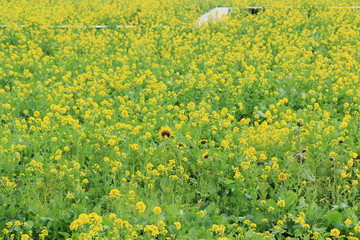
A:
0 0 359 239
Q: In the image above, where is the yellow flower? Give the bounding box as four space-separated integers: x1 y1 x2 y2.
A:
178 142 186 148
136 201 147 213
130 144 139 151
153 206 162 215
174 222 182 230
202 151 209 159
330 228 340 238
21 234 31 240
295 216 305 224
241 161 250 170
143 132 152 138
278 172 289 181
197 210 205 217
143 225 159 237
187 102 196 110
277 200 286 207
159 127 173 139
39 229 49 239
109 189 122 199
157 220 167 234
78 233 92 240
303 224 310 229
2 103 11 110
66 192 74 199
211 224 226 235
268 206 275 212
344 219 352 226
34 111 40 117
108 139 116 146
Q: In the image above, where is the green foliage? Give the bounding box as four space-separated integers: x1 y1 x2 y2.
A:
0 0 360 239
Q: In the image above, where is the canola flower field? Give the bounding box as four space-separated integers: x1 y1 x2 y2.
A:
0 0 360 239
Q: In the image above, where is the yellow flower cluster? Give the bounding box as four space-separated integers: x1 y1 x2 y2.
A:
69 213 103 238
136 201 147 213
211 224 226 235
109 189 122 199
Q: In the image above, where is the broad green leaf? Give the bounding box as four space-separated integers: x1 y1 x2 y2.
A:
324 211 342 226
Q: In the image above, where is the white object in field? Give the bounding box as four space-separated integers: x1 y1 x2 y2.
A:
0 6 359 29
196 7 232 26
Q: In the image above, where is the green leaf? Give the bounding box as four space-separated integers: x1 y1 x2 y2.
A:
164 204 179 217
255 110 266 118
324 211 342 226
284 190 298 208
223 179 236 185
301 169 316 182
266 199 277 208
256 181 270 198
245 231 257 238
160 178 167 190
40 217 54 223
25 220 34 229
244 193 253 200
185 227 198 240
298 197 308 209
58 232 70 238
207 182 217 195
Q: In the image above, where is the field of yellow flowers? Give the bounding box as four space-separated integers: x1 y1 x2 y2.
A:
0 0 359 239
